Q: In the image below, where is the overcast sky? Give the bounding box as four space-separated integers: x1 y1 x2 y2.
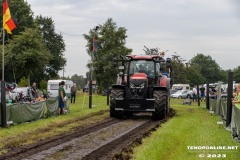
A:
26 0 240 77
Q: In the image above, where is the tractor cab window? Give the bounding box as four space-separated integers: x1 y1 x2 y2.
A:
129 60 155 77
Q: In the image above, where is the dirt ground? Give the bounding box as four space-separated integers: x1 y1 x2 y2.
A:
0 108 175 160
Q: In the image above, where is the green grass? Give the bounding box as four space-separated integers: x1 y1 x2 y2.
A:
1 95 240 159
132 99 240 160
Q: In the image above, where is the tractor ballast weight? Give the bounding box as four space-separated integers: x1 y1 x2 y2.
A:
110 54 172 119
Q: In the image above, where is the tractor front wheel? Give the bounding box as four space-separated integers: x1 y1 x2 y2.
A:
110 88 124 118
152 90 168 120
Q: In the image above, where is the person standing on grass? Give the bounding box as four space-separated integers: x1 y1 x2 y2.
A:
71 83 77 103
58 81 66 115
192 86 197 102
31 82 37 99
200 85 205 102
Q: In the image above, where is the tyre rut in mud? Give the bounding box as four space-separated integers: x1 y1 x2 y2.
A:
0 118 123 160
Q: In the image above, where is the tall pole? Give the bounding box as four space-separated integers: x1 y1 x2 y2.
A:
89 26 98 109
1 27 7 127
226 71 233 127
2 27 4 80
206 82 210 110
89 55 93 109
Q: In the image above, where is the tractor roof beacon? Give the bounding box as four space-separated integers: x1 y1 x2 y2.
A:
110 54 172 120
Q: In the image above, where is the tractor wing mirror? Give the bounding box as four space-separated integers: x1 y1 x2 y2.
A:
166 58 172 68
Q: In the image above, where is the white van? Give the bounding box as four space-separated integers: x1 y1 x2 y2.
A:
172 84 190 90
47 80 73 98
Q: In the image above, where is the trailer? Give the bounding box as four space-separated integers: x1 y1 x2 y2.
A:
47 80 73 98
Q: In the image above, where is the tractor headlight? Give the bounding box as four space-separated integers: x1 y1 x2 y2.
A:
130 83 135 88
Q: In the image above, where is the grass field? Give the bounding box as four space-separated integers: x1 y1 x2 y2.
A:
132 98 240 160
1 94 240 159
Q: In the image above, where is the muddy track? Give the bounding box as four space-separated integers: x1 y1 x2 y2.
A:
82 120 161 160
0 118 123 160
0 109 175 160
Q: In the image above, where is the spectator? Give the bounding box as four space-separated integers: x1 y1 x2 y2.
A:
192 86 197 102
71 83 77 103
58 81 66 115
31 82 37 99
232 84 240 107
200 85 205 102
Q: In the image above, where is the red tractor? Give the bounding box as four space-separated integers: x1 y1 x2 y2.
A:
110 54 172 119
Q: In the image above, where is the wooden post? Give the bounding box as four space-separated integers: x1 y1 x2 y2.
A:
226 71 233 127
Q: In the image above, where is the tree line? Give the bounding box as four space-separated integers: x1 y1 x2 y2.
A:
1 1 239 91
0 0 66 86
84 19 240 91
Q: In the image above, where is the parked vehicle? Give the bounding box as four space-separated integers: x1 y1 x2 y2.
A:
170 90 188 98
47 80 73 98
180 90 194 99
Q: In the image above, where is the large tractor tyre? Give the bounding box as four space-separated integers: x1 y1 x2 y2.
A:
152 90 168 120
110 89 124 118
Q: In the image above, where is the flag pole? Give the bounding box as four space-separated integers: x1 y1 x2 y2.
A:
2 27 4 80
1 24 7 127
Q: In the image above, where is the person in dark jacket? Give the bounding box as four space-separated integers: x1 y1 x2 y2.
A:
71 83 77 103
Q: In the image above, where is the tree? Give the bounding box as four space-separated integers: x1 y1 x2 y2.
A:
4 27 52 83
186 65 205 86
0 0 34 42
39 80 47 90
84 18 132 91
189 54 222 83
71 74 87 90
171 60 188 84
35 15 66 78
233 66 240 83
18 77 28 87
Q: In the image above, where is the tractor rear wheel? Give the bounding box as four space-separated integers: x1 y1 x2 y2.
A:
152 90 168 120
110 88 124 118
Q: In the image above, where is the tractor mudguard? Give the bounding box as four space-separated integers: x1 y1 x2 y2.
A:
153 86 168 92
111 84 125 91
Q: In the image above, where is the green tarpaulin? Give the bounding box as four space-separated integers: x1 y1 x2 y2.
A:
45 98 58 117
1 102 45 124
10 101 45 123
209 98 217 112
1 98 70 126
0 103 11 125
220 99 227 120
45 98 70 117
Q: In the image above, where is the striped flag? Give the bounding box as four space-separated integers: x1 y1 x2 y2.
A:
3 0 16 34
93 38 97 52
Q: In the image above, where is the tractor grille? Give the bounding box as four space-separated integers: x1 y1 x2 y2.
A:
129 78 148 98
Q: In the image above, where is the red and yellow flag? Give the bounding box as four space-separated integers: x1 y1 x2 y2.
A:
3 0 16 34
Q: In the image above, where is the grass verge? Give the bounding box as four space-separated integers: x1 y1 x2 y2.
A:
132 99 240 160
